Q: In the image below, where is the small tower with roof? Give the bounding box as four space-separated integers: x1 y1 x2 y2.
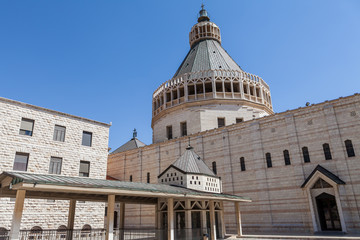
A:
158 144 222 193
152 5 273 143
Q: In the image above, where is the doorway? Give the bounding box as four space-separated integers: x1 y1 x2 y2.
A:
316 193 342 231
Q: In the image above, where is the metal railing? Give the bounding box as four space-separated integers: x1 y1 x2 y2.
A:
18 229 106 240
12 228 211 240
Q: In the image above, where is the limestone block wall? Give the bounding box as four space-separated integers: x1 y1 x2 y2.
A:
0 97 110 231
108 94 360 233
152 102 269 143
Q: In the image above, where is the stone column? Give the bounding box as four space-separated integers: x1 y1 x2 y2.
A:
9 189 26 240
219 202 226 238
119 202 125 240
155 201 161 240
209 200 216 240
167 198 174 240
106 195 115 240
184 79 189 101
185 199 192 239
235 202 242 237
212 75 216 98
66 199 76 240
201 201 207 233
239 81 244 99
260 87 265 104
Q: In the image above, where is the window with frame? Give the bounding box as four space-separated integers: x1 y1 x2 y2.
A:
323 143 332 160
82 131 92 147
147 172 150 183
13 152 29 171
283 150 291 165
166 126 173 140
129 175 133 182
19 118 34 136
236 118 243 123
53 125 66 142
180 122 187 137
240 157 245 171
212 161 217 175
345 140 355 157
79 161 90 177
266 152 272 168
302 146 310 163
217 118 225 128
49 157 62 174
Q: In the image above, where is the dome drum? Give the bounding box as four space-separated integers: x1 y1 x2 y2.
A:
152 69 273 119
189 21 221 48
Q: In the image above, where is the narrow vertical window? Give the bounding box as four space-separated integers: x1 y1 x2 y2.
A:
129 175 133 182
180 122 187 137
166 126 173 140
212 161 217 175
13 152 29 171
283 150 291 165
82 131 92 147
217 118 225 128
79 161 90 177
49 157 62 174
345 140 355 157
266 153 272 168
302 147 310 163
19 118 34 136
240 157 245 171
323 143 332 160
147 172 150 183
53 125 66 142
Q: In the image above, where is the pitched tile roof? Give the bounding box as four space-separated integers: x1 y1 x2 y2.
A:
111 138 146 154
159 146 216 178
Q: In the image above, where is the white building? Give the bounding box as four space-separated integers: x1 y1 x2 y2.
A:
0 97 110 232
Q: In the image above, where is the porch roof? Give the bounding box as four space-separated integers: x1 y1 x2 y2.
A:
0 171 251 203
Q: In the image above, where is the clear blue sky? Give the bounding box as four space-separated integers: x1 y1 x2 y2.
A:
1 0 359 150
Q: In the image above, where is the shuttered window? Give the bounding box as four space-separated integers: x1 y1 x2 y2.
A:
19 118 34 136
13 152 29 171
79 161 90 177
49 157 62 174
53 125 66 142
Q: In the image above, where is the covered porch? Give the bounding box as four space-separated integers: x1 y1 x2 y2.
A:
0 171 250 240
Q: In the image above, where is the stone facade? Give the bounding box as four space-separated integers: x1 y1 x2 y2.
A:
108 94 360 233
0 97 110 231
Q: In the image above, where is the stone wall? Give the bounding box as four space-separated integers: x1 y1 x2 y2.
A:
108 94 360 233
0 97 110 230
152 102 269 143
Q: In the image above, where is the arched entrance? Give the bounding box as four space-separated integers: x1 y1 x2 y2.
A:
316 193 341 231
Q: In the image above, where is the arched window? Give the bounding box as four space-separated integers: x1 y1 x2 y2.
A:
240 157 245 171
0 228 8 240
81 225 91 238
345 140 355 157
265 153 272 168
30 226 42 240
57 226 67 239
323 143 332 160
129 175 133 182
302 147 310 163
147 172 150 183
212 161 217 175
283 150 291 165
